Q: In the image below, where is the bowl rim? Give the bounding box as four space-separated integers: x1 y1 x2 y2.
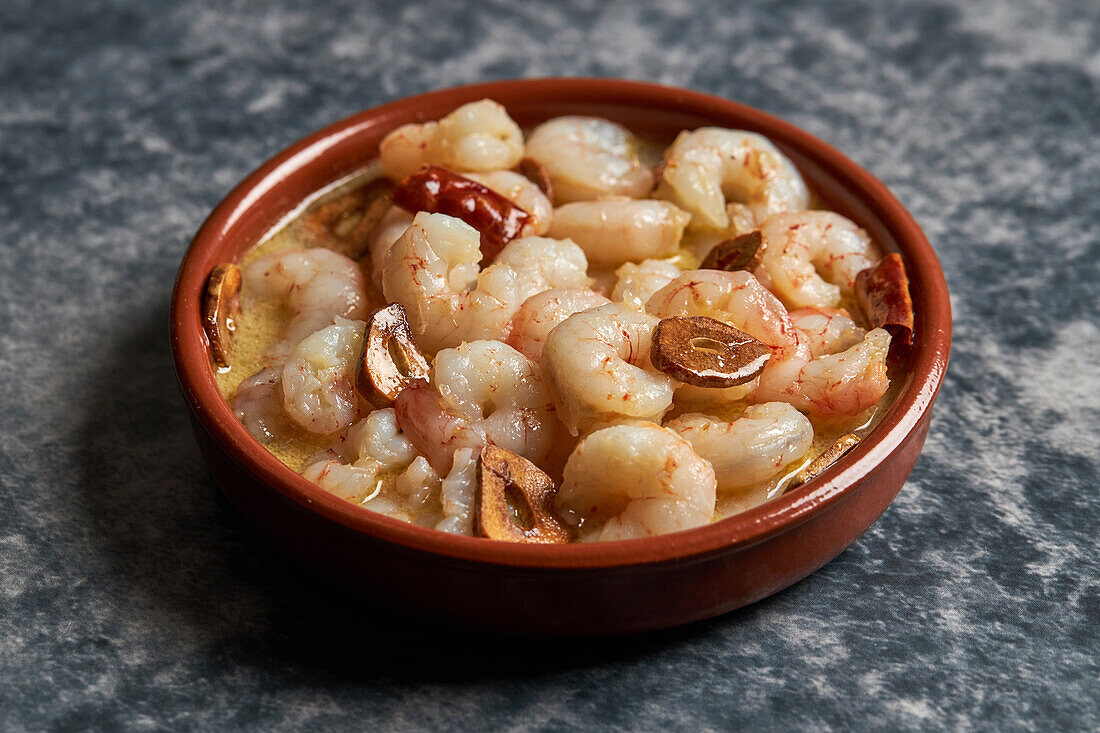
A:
171 77 951 571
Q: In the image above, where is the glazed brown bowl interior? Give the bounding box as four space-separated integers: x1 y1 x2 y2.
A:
172 79 949 583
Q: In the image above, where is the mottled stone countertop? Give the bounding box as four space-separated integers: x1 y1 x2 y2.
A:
1 0 1097 729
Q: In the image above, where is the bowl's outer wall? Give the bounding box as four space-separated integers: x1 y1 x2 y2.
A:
191 410 931 635
171 79 950 635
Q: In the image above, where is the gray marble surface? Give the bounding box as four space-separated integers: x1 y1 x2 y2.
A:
2 0 1097 730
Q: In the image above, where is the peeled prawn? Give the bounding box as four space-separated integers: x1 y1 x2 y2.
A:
758 211 877 310
379 99 524 181
433 340 557 462
231 366 292 443
547 197 690 267
557 422 717 541
244 247 369 353
541 303 676 435
302 408 420 503
507 287 611 362
790 306 867 358
666 403 813 492
646 269 800 354
395 340 557 473
524 116 655 203
281 316 364 435
755 328 892 418
647 269 803 408
393 385 485 475
381 212 590 353
656 128 809 230
395 457 442 516
435 447 478 535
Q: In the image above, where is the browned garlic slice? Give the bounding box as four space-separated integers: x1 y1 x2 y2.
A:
700 230 766 272
475 445 573 544
785 433 862 493
649 316 771 388
202 263 241 369
355 303 431 408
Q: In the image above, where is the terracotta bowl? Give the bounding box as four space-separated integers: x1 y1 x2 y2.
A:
171 78 951 636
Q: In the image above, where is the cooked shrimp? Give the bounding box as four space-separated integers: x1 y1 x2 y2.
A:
655 128 809 230
301 408 420 503
393 384 486 475
541 303 676 435
646 269 800 354
790 306 867 358
382 212 590 353
341 407 420 469
758 211 878 310
755 328 892 418
301 410 462 525
435 447 478 535
433 340 557 461
379 210 488 339
231 366 292 443
302 460 390 507
547 197 690 267
465 170 553 237
395 456 442 515
507 287 611 362
611 259 681 311
524 116 655 203
491 233 592 308
244 247 369 352
395 340 557 473
379 99 524 181
281 317 364 435
666 403 814 492
557 422 717 541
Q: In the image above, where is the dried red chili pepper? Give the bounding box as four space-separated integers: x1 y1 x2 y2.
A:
854 253 915 363
391 165 530 261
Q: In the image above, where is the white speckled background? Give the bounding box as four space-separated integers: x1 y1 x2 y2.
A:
1 0 1097 729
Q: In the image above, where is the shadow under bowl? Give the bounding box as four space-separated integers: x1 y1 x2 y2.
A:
170 78 951 636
